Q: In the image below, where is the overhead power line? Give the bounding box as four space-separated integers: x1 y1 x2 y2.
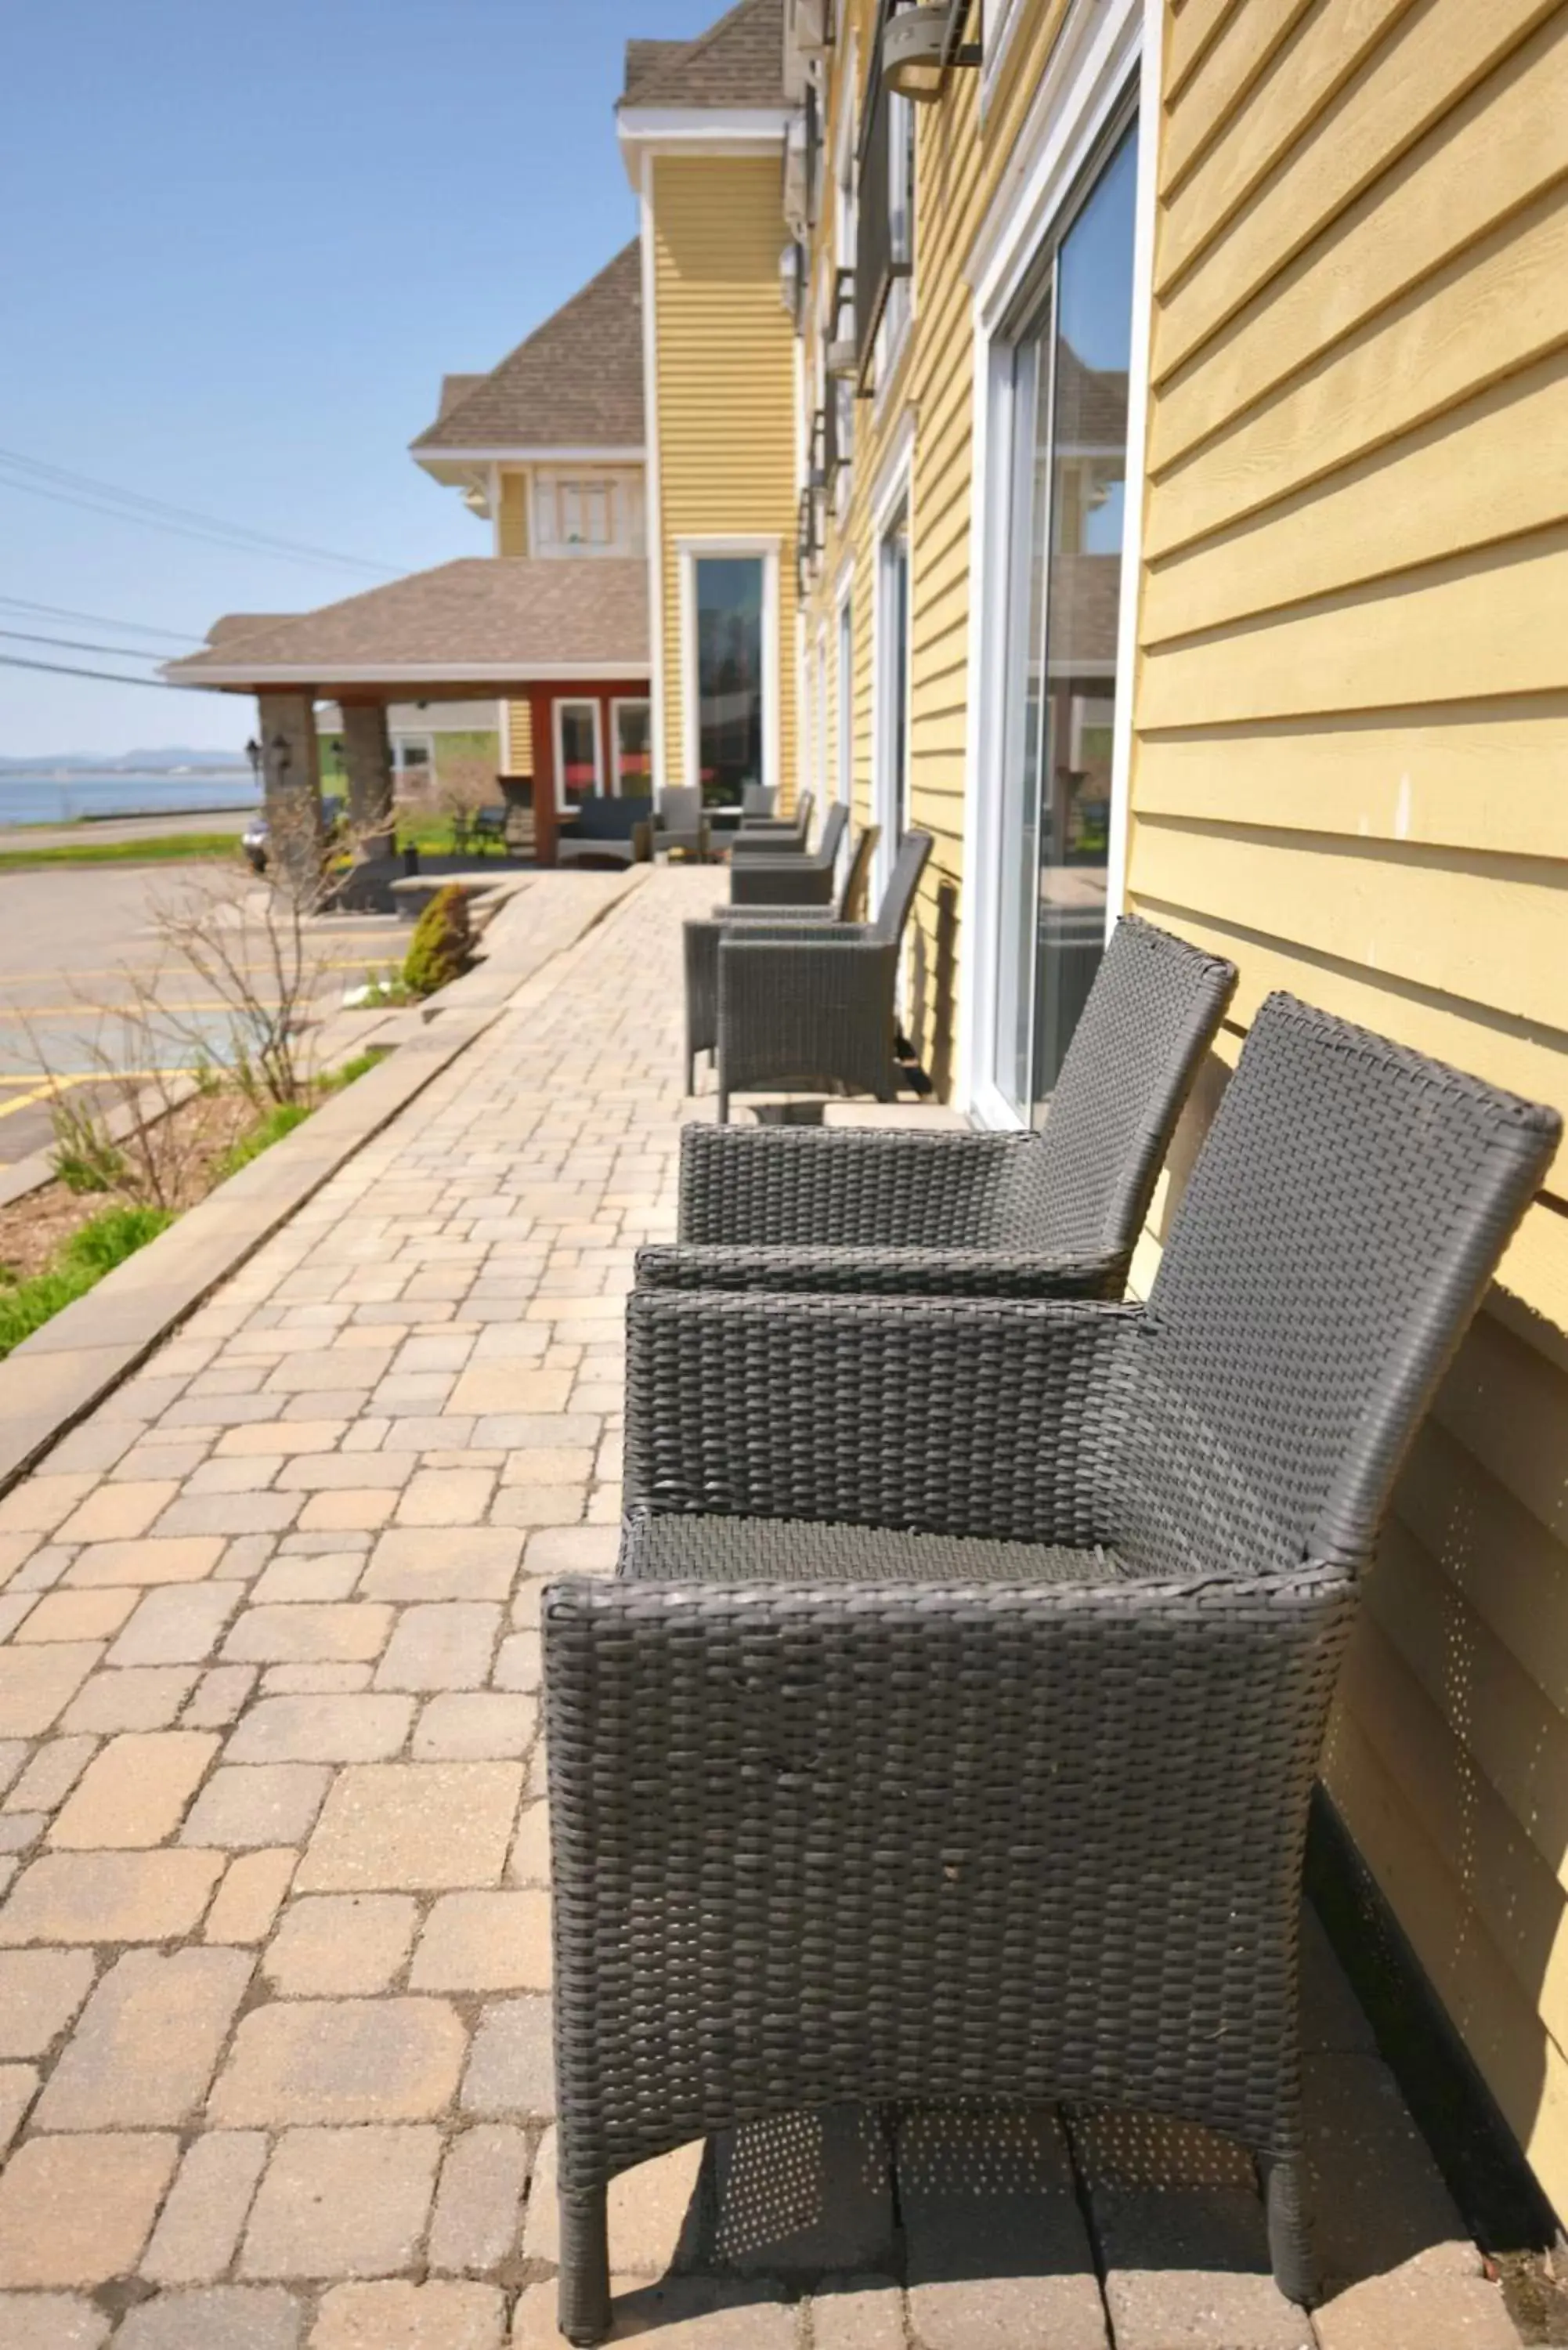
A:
0 652 217 691
0 446 400 580
0 627 180 660
0 596 203 644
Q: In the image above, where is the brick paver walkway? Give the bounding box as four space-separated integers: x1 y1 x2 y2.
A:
0 871 1521 2348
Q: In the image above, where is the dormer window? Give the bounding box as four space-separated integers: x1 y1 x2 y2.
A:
532 470 645 558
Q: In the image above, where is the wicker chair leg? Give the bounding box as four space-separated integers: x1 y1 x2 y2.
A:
1261 2151 1316 2307
557 2183 611 2345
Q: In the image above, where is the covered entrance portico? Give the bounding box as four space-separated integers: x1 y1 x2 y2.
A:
165 557 651 880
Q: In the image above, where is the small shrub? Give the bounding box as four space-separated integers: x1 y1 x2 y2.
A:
0 1203 173 1359
48 1093 126 1195
403 886 473 1000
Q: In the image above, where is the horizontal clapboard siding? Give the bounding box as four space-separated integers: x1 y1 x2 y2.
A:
1129 0 1568 2218
652 156 799 805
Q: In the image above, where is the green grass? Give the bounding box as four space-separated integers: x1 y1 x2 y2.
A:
0 831 243 871
211 1100 311 1183
0 1205 173 1359
320 1049 387 1093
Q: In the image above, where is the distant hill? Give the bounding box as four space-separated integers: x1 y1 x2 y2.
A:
0 747 250 772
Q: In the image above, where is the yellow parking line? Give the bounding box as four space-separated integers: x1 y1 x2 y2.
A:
0 1070 199 1118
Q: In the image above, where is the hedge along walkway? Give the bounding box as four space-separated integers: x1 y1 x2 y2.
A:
0 869 1522 2350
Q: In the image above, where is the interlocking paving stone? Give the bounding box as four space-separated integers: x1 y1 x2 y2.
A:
509 2276 796 2348
414 1693 535 1760
64 1538 222 1589
0 1850 224 1943
427 2125 530 2276
211 1994 466 2124
239 2125 442 2279
11 1591 135 1644
222 1605 393 1666
115 2287 303 2348
459 1995 555 2120
262 1893 419 1995
0 1648 103 1738
0 1952 96 2059
49 1731 218 1849
523 2128 703 2275
204 1848 298 1943
409 1890 551 1993
109 1585 240 1667
225 1694 414 1763
707 2107 897 2279
297 1763 522 1892
0 2068 35 2155
0 2293 112 2348
5 1740 96 1817
361 1529 522 1604
180 1763 331 1849
58 1667 200 1734
808 2277 906 2349
309 2280 506 2348
140 2131 271 2284
374 1604 500 1694
0 2132 178 2286
34 1947 251 2129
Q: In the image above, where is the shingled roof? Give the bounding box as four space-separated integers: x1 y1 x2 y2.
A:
619 0 787 110
164 560 649 689
412 243 644 456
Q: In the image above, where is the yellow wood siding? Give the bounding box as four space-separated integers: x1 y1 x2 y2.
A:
651 156 799 801
1129 0 1568 2212
497 472 529 557
800 0 1075 1097
504 700 533 776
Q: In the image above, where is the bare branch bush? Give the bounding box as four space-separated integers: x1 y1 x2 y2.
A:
28 969 219 1215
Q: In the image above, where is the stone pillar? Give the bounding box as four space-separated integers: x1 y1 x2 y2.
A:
340 703 395 848
529 685 559 868
256 691 326 899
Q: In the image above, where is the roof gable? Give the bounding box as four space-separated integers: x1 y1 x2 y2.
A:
413 243 644 455
619 0 786 111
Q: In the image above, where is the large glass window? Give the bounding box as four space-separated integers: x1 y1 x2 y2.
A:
693 557 764 806
992 118 1137 1124
555 700 602 811
877 512 910 873
613 700 652 794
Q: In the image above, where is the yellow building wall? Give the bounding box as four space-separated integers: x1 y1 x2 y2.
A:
801 0 1074 1097
651 154 799 803
497 473 533 772
1126 0 1568 2211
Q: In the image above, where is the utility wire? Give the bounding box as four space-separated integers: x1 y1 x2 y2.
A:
0 446 399 579
0 652 216 691
0 627 182 661
0 596 203 644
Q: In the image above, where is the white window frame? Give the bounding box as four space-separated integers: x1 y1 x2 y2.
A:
870 415 915 907
609 696 652 797
836 567 855 822
551 696 604 812
677 537 781 800
876 87 916 402
957 0 1158 1128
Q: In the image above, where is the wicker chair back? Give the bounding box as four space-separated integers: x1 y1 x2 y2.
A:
870 830 933 945
836 824 879 920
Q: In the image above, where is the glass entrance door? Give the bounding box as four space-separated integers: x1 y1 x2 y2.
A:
991 118 1138 1125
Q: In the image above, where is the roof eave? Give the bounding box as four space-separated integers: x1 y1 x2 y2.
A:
164 659 652 691
411 444 646 468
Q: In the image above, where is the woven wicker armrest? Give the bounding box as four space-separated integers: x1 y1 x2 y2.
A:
728 832 809 857
676 1122 1035 1246
625 1285 1140 1545
636 1239 1123 1299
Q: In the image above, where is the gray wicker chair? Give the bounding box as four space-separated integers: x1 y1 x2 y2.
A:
653 913 1235 1296
740 784 777 818
544 992 1558 2345
683 824 879 1092
713 829 932 1119
643 786 711 863
732 789 813 855
729 801 847 906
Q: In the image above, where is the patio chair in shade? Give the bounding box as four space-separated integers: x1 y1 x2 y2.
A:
729 801 847 906
544 995 1559 2344
649 914 1236 1297
712 829 932 1119
681 824 879 1091
740 783 777 817
641 786 711 862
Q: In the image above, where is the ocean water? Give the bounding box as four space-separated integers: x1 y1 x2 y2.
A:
0 772 262 827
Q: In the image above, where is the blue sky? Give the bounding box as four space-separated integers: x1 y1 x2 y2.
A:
1 0 718 757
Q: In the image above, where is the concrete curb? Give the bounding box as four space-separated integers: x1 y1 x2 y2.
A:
0 869 640 1495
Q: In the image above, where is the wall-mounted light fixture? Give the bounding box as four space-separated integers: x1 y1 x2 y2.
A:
881 0 980 102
